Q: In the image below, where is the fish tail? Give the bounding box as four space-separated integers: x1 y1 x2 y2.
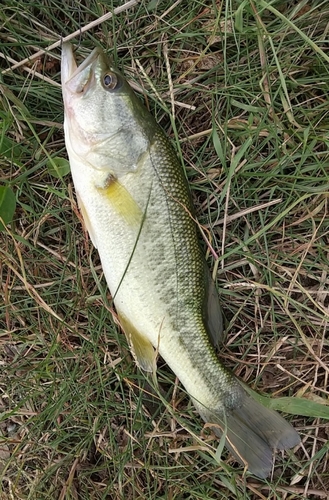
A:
197 386 300 478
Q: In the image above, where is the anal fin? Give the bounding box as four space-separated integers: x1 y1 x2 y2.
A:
118 312 156 373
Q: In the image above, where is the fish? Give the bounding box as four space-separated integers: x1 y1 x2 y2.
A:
61 43 300 478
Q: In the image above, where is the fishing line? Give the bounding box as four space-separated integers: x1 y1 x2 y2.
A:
112 182 153 301
74 0 83 51
61 0 83 51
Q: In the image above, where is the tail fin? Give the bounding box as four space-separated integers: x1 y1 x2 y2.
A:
197 386 300 478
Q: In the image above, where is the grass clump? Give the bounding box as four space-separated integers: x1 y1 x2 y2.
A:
1 0 329 498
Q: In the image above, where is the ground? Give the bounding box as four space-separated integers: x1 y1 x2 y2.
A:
0 1 329 499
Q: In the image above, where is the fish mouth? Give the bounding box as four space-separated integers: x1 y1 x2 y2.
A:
61 43 102 86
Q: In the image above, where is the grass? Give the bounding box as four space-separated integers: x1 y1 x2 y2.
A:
1 0 329 498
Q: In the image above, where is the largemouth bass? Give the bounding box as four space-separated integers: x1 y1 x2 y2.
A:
61 43 300 478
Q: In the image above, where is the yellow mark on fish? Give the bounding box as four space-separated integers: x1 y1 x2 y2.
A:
97 175 142 225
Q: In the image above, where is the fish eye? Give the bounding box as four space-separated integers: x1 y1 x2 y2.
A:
102 72 121 90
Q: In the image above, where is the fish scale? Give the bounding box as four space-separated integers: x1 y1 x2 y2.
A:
62 43 300 478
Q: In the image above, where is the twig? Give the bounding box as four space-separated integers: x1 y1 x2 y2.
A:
246 482 328 498
0 52 61 87
214 199 282 226
163 39 175 121
1 0 140 75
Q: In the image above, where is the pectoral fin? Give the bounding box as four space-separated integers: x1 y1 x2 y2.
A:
118 312 156 373
97 176 142 226
76 192 98 248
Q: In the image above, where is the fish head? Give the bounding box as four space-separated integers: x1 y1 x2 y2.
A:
61 43 155 176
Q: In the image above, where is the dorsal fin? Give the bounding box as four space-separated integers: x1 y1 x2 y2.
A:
203 265 224 348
